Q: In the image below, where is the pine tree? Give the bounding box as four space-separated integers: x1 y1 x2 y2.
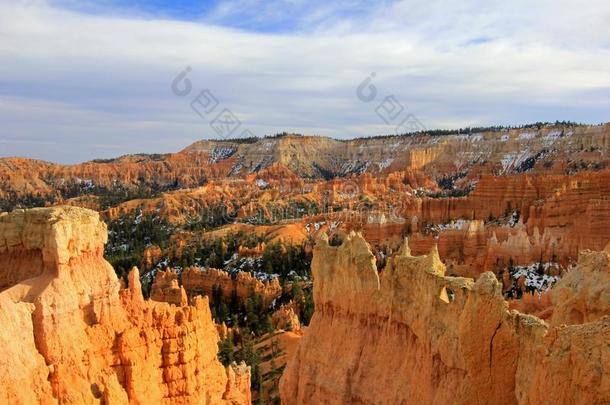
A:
218 333 234 366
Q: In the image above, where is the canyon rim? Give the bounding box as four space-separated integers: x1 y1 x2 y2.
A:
2 1 610 403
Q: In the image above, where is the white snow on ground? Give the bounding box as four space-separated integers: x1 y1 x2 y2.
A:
543 131 562 145
340 160 372 175
413 187 437 197
425 219 470 234
144 250 289 286
224 253 239 266
231 162 244 174
339 160 358 174
500 134 509 142
377 158 394 170
454 133 483 143
305 221 326 233
73 178 95 191
507 210 519 227
191 256 280 282
439 219 469 230
255 178 268 188
511 263 562 292
500 151 531 174
251 271 280 282
209 146 236 163
250 156 274 173
518 131 537 140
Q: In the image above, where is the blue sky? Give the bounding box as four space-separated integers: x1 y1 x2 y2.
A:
0 0 609 163
51 0 221 22
50 0 383 32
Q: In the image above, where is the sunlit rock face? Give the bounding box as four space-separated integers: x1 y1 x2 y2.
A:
0 206 250 404
3 124 608 203
280 232 610 405
180 267 282 306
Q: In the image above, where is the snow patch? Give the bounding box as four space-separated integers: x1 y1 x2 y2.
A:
425 219 470 234
500 151 532 174
543 131 562 145
511 263 562 292
518 132 536 140
377 158 394 170
305 221 326 233
255 178 268 188
209 146 236 163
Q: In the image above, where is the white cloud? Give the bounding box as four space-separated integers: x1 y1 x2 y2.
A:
0 0 609 163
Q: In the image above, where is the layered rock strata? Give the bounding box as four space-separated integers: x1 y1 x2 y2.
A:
0 206 250 404
280 232 610 404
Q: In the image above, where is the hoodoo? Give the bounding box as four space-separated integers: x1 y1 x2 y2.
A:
0 206 251 404
280 232 610 404
3 0 610 400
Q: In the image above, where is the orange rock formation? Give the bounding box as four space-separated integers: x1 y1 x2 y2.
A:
550 245 610 325
0 206 250 404
280 233 610 404
271 302 301 332
160 267 282 305
141 244 163 271
150 269 189 306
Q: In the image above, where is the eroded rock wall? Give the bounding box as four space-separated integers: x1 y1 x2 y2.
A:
280 232 610 405
180 267 281 307
149 269 188 306
0 206 250 404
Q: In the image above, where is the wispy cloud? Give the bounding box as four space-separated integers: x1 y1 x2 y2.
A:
0 0 609 163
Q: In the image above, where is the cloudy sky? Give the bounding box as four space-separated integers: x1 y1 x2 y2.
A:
1 0 609 163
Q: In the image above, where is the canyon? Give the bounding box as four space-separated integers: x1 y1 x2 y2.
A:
4 125 608 282
1 123 609 404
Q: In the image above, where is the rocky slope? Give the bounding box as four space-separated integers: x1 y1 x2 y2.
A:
0 206 251 404
184 124 609 179
279 233 610 404
2 124 608 207
0 152 230 203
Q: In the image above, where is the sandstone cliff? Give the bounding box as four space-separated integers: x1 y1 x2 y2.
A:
0 206 251 404
280 233 610 404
